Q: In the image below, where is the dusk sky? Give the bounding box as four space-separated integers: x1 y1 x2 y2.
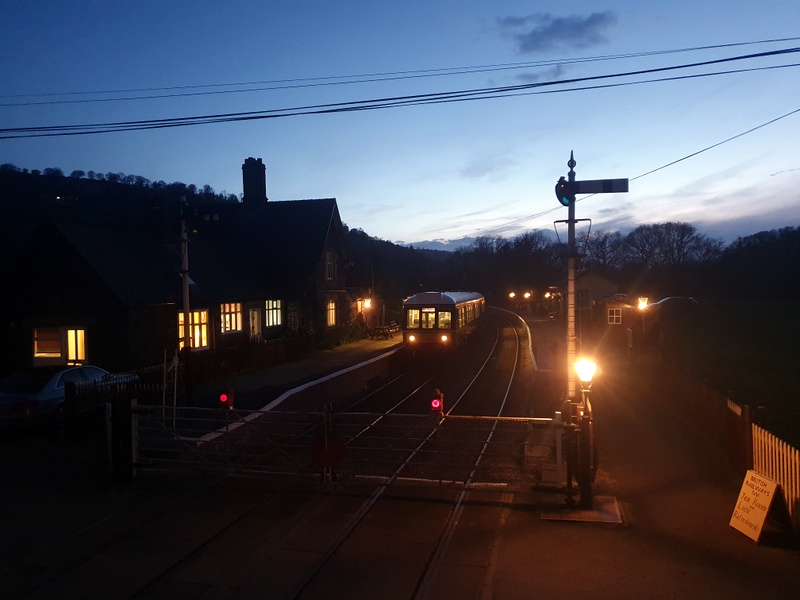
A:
2 2 799 247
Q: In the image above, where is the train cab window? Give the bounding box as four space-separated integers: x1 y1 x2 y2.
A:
406 309 421 329
437 311 452 329
421 308 436 329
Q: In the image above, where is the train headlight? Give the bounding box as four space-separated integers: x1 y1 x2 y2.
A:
440 334 448 343
408 334 416 342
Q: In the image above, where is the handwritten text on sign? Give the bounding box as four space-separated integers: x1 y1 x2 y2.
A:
729 469 778 542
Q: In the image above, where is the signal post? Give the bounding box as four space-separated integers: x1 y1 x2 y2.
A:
555 152 628 402
554 152 628 507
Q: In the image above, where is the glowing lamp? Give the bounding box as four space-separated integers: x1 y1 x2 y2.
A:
575 358 597 388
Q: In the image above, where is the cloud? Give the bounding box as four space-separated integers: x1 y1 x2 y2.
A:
499 12 618 54
516 63 566 83
459 154 515 180
770 167 800 177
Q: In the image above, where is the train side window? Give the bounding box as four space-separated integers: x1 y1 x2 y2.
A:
406 309 421 328
437 311 452 329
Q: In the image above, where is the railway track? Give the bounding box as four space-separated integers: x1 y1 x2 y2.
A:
5 309 558 599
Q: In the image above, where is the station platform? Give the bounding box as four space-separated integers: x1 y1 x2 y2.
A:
3 322 799 599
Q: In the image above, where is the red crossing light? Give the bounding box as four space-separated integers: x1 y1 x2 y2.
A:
219 388 234 409
430 389 444 414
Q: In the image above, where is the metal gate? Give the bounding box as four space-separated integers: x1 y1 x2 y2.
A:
132 403 574 493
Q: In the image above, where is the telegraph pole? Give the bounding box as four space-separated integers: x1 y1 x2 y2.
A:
180 197 191 352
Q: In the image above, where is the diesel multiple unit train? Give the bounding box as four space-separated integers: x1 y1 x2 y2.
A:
401 291 485 351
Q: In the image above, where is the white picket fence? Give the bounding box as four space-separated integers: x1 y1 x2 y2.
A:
751 424 800 533
649 360 799 535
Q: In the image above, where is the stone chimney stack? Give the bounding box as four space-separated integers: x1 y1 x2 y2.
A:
242 157 267 205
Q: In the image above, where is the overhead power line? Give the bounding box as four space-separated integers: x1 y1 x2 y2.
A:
474 106 800 238
1 36 798 106
2 46 799 140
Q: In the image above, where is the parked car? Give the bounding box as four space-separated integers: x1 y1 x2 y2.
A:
0 365 135 428
650 296 699 318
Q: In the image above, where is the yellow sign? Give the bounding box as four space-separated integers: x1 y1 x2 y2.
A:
729 470 779 542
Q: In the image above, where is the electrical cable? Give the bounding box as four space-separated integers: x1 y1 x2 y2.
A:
1 35 798 105
473 106 800 238
1 46 798 139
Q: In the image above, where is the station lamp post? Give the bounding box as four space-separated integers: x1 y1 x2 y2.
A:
574 357 597 508
360 297 372 329
637 297 649 345
575 357 597 414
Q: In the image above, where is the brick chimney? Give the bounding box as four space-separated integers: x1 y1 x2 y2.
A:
242 157 267 205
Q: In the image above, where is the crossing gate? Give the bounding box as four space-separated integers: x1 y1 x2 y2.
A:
132 403 575 493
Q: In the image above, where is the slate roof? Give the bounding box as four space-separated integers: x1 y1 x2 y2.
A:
190 198 343 294
45 218 183 306
11 196 345 309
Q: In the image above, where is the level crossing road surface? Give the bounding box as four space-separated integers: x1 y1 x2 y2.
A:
1 322 798 599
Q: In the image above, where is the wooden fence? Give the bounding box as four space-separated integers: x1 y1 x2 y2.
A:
752 425 800 534
648 358 800 534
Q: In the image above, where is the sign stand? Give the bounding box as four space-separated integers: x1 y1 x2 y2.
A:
729 470 793 544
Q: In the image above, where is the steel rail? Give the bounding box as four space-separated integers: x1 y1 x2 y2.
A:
282 311 524 600
413 315 522 599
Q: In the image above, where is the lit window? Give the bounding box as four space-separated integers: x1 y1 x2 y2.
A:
178 310 210 349
33 327 86 363
265 299 283 327
34 328 62 358
437 311 452 329
66 329 86 362
220 303 242 333
406 309 420 329
326 300 336 327
421 308 435 329
608 308 622 325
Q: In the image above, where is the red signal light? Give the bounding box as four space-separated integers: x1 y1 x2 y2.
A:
219 388 234 409
430 388 444 414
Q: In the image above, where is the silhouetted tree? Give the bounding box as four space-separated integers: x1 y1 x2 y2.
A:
622 224 660 268
579 230 624 275
694 236 724 264
715 226 800 297
658 222 703 266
